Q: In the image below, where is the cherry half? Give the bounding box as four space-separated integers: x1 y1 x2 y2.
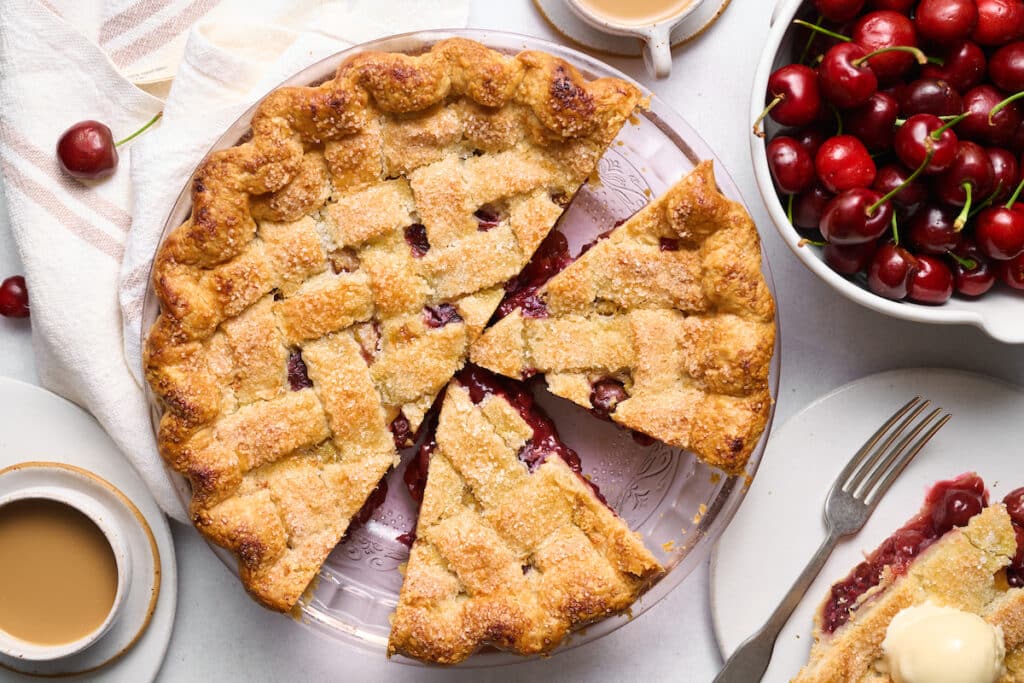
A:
0 276 29 318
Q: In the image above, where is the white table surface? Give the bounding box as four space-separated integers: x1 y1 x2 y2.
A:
3 2 1024 682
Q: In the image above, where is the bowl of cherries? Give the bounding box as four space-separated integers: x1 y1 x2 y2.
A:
753 0 1024 342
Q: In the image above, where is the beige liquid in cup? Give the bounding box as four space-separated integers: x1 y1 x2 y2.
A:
576 0 692 25
0 499 118 645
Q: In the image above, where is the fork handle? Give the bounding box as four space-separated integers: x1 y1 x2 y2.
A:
713 529 842 683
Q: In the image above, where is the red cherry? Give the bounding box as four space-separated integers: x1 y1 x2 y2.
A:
922 40 988 91
908 254 955 303
853 11 920 82
819 43 880 108
996 251 1024 285
950 239 998 294
959 85 1022 145
975 205 1024 258
820 188 894 243
893 113 961 173
874 163 929 209
986 146 1019 201
768 137 816 194
790 126 830 156
972 0 1024 45
763 64 823 129
915 0 980 45
989 41 1024 90
0 276 29 318
815 0 867 22
868 242 920 299
816 135 878 192
895 78 963 118
56 121 118 179
847 91 900 149
870 0 915 11
909 204 963 252
932 487 985 532
934 140 995 207
1005 487 1024 525
794 185 835 228
825 241 879 273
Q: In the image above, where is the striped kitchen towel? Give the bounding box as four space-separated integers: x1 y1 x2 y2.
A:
0 0 470 521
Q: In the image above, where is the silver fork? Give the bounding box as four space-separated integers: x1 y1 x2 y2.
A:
713 397 951 683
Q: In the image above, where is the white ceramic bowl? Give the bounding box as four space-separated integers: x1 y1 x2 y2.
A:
752 0 1024 344
0 464 133 662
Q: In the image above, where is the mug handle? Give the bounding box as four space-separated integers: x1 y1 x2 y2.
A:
642 24 673 79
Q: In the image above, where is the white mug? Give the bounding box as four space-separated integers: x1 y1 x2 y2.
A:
0 484 132 661
566 0 706 79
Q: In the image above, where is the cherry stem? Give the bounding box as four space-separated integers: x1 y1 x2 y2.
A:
798 237 828 247
969 181 1003 218
786 193 794 225
926 55 945 66
930 111 969 140
792 19 851 43
831 105 843 136
988 90 1024 125
798 14 825 64
891 213 900 245
867 148 933 215
115 111 163 147
1004 173 1024 210
852 45 928 67
753 96 782 137
954 182 973 231
946 250 977 270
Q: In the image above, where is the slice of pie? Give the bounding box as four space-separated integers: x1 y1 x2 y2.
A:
143 38 642 611
388 366 662 664
469 161 776 475
793 473 1024 683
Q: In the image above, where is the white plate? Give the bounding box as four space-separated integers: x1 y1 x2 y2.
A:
710 368 1024 682
0 378 176 683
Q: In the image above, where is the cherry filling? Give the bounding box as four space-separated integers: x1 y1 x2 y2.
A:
659 237 680 252
403 437 435 506
473 206 502 231
344 478 388 538
404 223 430 257
496 231 572 320
390 413 414 449
423 303 463 329
821 473 989 635
287 351 312 391
589 378 628 419
1004 487 1024 587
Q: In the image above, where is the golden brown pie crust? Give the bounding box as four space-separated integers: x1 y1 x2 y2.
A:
387 381 662 664
470 161 776 475
144 38 642 612
793 505 1024 683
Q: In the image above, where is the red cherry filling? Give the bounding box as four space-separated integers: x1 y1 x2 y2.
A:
474 206 502 231
1004 487 1024 586
286 351 312 391
660 237 681 251
404 223 430 257
590 378 628 419
821 472 989 634
423 303 463 328
390 413 414 449
496 231 573 320
346 478 388 535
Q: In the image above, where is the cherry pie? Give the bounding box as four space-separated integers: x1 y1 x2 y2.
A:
793 473 1024 682
144 38 642 611
387 366 662 663
470 161 776 474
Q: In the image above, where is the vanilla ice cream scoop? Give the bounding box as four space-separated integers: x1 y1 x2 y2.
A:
881 602 1006 683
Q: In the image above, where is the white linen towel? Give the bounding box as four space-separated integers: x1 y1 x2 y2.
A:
0 0 470 521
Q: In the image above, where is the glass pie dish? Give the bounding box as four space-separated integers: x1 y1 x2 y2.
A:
141 28 781 666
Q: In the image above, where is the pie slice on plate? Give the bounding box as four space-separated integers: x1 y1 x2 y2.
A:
144 38 642 611
388 366 662 664
793 473 1024 683
470 161 776 474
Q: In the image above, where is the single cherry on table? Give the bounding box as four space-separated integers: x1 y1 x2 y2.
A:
0 276 29 319
56 112 161 180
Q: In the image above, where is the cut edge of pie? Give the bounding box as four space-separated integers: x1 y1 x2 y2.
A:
387 367 663 664
469 160 776 475
143 38 642 611
793 474 1024 683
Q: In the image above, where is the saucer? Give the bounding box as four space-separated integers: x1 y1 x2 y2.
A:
0 378 176 681
533 0 732 57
